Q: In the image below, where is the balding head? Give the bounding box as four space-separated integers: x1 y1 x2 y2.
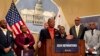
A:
75 17 81 26
48 17 55 28
75 17 80 21
0 19 7 29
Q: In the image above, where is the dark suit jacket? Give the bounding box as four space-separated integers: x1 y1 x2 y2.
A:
59 32 67 39
39 28 60 56
39 28 60 42
0 28 14 56
70 25 87 39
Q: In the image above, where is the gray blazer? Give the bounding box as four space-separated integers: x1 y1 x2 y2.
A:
84 29 100 54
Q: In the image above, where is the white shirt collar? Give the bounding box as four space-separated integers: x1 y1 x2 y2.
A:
75 24 81 28
0 27 7 35
75 24 81 26
0 27 7 31
93 29 96 32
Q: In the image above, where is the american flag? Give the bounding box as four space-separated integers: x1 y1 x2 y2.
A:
5 2 30 36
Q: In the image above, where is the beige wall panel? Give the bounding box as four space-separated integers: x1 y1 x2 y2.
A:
54 0 100 26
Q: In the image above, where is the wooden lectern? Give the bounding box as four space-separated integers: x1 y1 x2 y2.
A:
38 39 85 56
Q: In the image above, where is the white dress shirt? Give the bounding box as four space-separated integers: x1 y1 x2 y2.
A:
75 25 80 36
1 28 7 35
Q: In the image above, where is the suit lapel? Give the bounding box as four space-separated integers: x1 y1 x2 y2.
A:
78 25 82 38
88 30 94 43
46 29 51 38
0 28 7 37
46 28 56 39
92 30 96 36
73 26 77 38
54 29 57 39
6 30 10 38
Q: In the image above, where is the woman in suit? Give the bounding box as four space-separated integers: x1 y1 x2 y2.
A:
15 25 35 56
58 26 67 39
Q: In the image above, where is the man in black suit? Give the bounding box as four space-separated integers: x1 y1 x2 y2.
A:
0 19 14 56
39 17 60 43
38 17 60 56
70 17 87 39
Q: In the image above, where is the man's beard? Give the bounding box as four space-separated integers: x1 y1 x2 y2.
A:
1 25 7 29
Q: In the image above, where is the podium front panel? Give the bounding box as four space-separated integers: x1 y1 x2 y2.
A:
38 39 85 56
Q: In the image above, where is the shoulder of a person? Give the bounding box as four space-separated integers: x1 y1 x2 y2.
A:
40 29 48 34
71 25 76 30
80 24 87 29
71 25 75 28
16 33 23 36
54 28 58 31
41 28 47 31
40 28 47 33
27 33 33 36
85 30 90 33
95 29 100 32
94 30 100 35
7 30 13 33
80 24 85 27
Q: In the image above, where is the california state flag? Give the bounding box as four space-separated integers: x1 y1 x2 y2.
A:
55 7 70 34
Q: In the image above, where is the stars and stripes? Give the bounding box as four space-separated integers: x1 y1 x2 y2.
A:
5 2 30 36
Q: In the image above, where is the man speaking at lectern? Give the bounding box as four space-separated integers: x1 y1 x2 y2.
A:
38 17 60 56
